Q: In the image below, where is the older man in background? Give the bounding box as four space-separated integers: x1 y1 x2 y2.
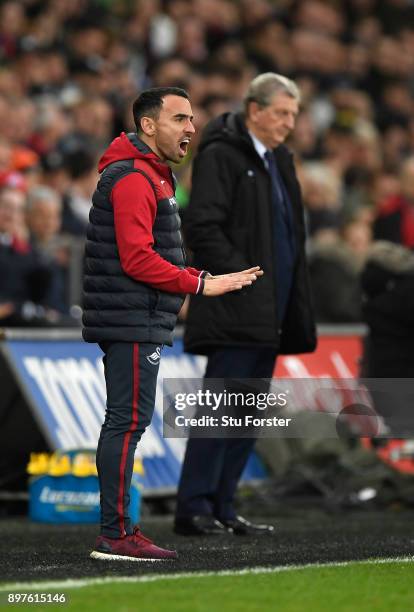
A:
175 73 317 536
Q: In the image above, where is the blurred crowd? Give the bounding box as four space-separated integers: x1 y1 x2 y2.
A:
0 0 414 326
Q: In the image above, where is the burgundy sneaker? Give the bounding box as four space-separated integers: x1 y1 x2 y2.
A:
90 526 178 562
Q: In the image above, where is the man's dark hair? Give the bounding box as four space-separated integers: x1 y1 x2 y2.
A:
133 87 189 133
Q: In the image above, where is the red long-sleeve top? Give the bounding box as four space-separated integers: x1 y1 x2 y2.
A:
99 132 206 295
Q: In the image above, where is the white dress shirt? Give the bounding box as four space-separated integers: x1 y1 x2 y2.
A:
248 131 269 168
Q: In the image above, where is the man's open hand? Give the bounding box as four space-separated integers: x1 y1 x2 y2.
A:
202 266 263 297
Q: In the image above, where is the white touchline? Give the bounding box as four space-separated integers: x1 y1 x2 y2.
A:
1 557 413 592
